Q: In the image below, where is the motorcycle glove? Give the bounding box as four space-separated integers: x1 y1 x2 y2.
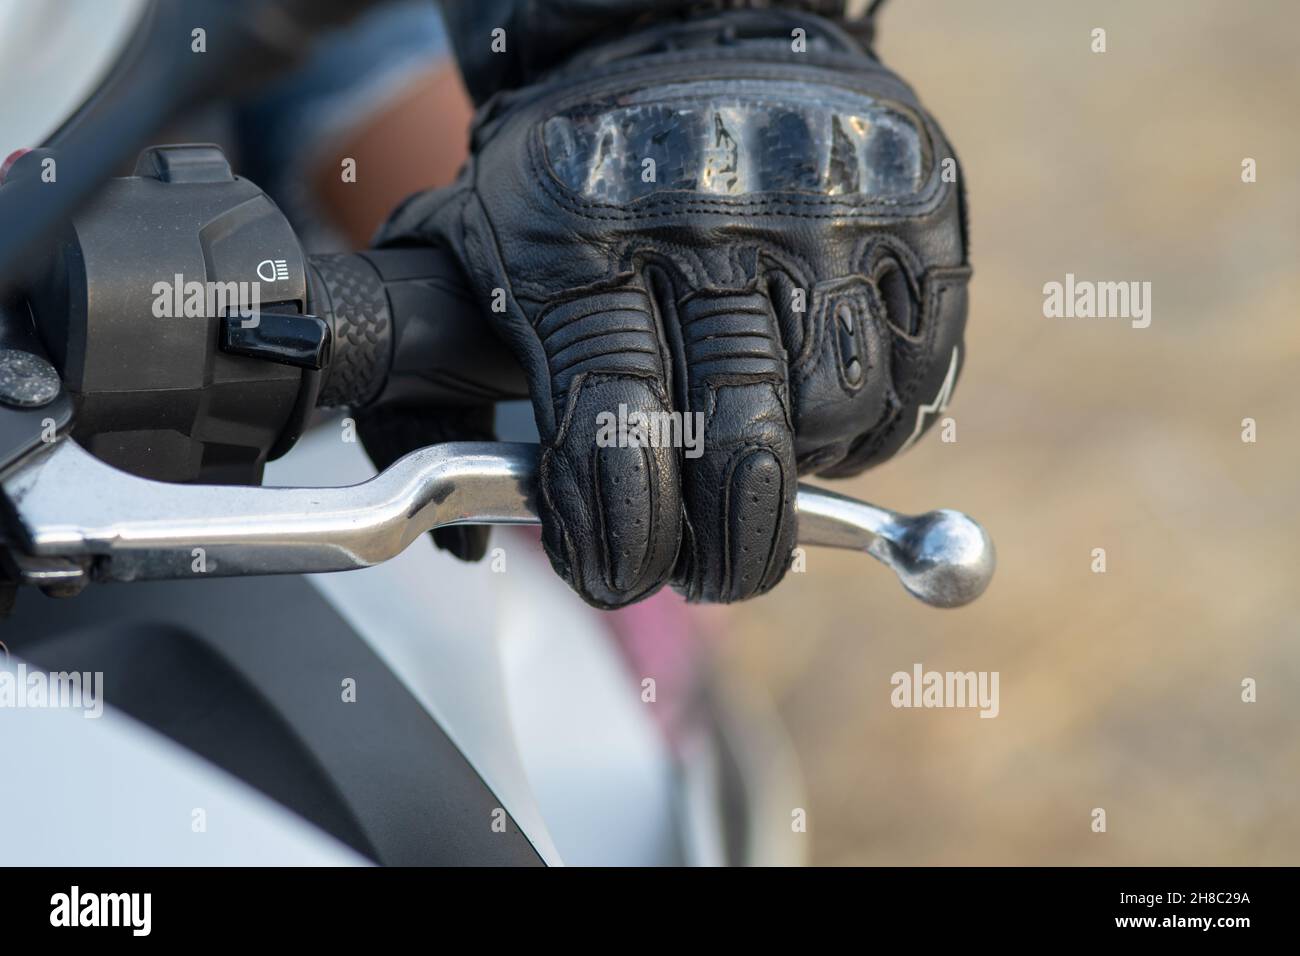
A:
377 6 971 608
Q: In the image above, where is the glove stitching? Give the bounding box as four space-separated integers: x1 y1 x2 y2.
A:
544 370 677 608
757 421 796 593
537 442 584 596
536 49 912 111
591 442 634 593
755 250 817 371
715 438 791 602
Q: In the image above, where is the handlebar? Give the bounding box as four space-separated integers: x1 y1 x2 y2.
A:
309 248 527 410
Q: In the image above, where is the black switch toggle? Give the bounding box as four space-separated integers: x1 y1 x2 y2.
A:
133 145 234 183
220 311 331 370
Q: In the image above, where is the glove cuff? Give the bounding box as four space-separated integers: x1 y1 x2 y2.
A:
441 1 880 104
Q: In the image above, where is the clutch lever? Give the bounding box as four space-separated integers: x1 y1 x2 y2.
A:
2 439 994 608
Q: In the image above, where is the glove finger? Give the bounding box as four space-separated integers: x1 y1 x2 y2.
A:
770 266 892 475
356 404 495 561
532 285 681 609
669 286 798 603
818 261 971 477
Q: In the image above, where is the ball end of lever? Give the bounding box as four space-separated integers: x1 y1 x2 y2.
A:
873 508 996 609
795 488 996 608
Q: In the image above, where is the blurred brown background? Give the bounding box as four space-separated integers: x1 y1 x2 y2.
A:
723 0 1300 864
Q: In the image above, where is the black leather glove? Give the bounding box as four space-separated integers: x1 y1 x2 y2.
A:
379 6 971 608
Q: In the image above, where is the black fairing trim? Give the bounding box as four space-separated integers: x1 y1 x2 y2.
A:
4 576 544 866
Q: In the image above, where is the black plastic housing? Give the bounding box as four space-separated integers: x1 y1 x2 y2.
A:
26 144 318 484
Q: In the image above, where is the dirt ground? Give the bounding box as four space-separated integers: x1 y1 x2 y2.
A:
721 0 1300 864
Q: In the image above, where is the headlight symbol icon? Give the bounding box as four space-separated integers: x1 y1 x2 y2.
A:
256 258 289 282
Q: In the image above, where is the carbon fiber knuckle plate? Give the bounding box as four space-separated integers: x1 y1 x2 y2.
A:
542 80 926 204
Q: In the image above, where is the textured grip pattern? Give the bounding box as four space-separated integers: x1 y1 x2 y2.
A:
311 254 392 408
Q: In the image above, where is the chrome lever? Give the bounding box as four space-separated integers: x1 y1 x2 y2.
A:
795 485 994 608
2 439 994 607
